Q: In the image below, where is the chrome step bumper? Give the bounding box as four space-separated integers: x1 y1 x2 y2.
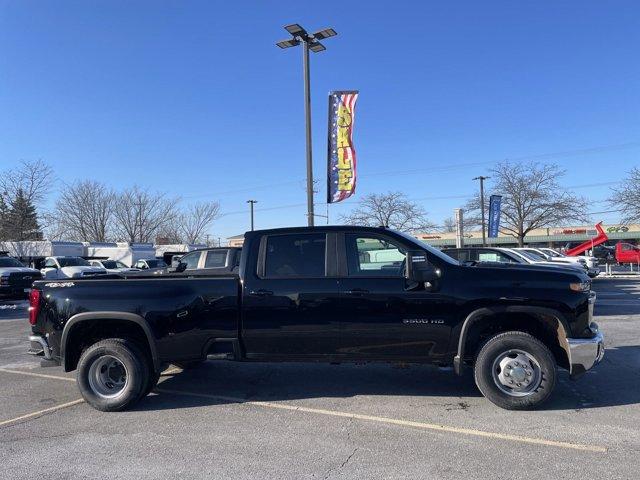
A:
567 323 605 379
28 335 52 360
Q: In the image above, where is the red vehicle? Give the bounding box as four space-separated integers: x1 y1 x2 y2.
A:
615 242 640 264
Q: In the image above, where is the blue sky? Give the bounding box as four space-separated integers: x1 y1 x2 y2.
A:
1 1 638 240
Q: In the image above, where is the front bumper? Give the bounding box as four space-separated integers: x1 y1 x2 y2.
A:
567 321 605 379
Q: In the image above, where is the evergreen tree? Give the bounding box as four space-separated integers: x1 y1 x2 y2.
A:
5 188 42 240
0 194 8 240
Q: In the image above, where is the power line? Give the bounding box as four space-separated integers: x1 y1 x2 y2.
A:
183 140 640 201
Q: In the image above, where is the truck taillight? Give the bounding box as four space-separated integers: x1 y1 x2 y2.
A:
28 289 41 325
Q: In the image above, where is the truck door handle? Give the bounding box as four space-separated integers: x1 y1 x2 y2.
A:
345 288 369 295
249 289 273 297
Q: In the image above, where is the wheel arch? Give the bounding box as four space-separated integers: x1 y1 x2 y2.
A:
453 306 570 375
61 312 160 373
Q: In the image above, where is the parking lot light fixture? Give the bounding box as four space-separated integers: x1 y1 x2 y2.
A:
473 176 490 247
276 23 338 227
247 200 258 231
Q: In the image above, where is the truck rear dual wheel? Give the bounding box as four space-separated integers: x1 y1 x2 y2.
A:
474 331 557 410
77 338 154 412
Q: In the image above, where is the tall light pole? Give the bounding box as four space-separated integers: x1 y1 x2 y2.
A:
247 200 257 231
473 176 490 246
277 24 337 226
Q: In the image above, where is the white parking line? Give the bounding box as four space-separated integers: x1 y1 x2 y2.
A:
0 368 607 453
0 368 75 382
157 388 607 453
0 399 84 428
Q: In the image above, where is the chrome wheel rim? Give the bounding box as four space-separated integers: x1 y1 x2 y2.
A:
88 355 128 399
491 349 542 397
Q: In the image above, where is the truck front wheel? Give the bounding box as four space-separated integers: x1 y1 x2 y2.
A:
474 331 557 410
77 338 149 412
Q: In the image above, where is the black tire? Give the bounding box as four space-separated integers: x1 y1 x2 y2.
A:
77 338 150 412
474 331 557 410
173 359 206 370
139 364 161 399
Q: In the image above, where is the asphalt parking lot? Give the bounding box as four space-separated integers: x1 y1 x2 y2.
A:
2 277 640 480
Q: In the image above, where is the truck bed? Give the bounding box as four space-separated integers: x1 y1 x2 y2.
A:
33 276 241 365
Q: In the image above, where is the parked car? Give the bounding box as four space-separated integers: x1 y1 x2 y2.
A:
536 248 600 278
173 247 242 275
521 248 599 278
505 248 591 275
28 226 603 412
132 259 168 271
89 260 140 273
40 256 107 280
615 242 640 264
0 256 42 298
443 247 589 275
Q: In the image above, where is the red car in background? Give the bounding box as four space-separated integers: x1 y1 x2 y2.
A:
616 242 640 264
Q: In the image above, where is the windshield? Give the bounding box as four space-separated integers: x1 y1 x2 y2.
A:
145 260 167 268
115 261 128 268
100 260 119 269
543 249 562 257
394 231 460 265
58 257 91 267
503 249 532 263
516 250 544 262
0 257 24 268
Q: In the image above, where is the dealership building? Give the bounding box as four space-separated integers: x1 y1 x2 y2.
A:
416 224 640 248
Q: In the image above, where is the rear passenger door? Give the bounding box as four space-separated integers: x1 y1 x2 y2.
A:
241 232 341 358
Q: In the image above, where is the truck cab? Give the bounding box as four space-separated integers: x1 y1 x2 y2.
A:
615 242 640 264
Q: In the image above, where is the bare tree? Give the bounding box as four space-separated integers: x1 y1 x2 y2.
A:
0 159 54 206
464 162 588 246
39 210 68 241
54 180 115 241
442 217 457 233
178 202 221 244
609 167 640 224
340 192 435 232
112 186 179 243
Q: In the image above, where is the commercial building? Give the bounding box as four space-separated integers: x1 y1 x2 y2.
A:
416 224 640 248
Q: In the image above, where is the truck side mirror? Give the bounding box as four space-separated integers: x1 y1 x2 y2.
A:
405 250 440 283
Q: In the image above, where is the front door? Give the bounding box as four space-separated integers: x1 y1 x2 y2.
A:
337 233 454 362
241 231 342 359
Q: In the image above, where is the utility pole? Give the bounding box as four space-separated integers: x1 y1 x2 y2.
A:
473 176 490 247
247 200 257 231
277 24 337 226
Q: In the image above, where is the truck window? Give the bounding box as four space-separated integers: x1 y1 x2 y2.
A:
443 249 460 260
478 251 500 262
204 250 227 268
44 258 58 268
345 235 406 277
264 233 326 278
181 252 201 270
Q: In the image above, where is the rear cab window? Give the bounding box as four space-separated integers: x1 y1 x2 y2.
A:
263 233 327 278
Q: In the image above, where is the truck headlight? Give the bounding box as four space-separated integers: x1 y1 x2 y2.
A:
570 281 591 292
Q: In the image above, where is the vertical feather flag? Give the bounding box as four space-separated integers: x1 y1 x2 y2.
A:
327 91 359 203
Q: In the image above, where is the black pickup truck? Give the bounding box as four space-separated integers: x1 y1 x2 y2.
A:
28 226 604 411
